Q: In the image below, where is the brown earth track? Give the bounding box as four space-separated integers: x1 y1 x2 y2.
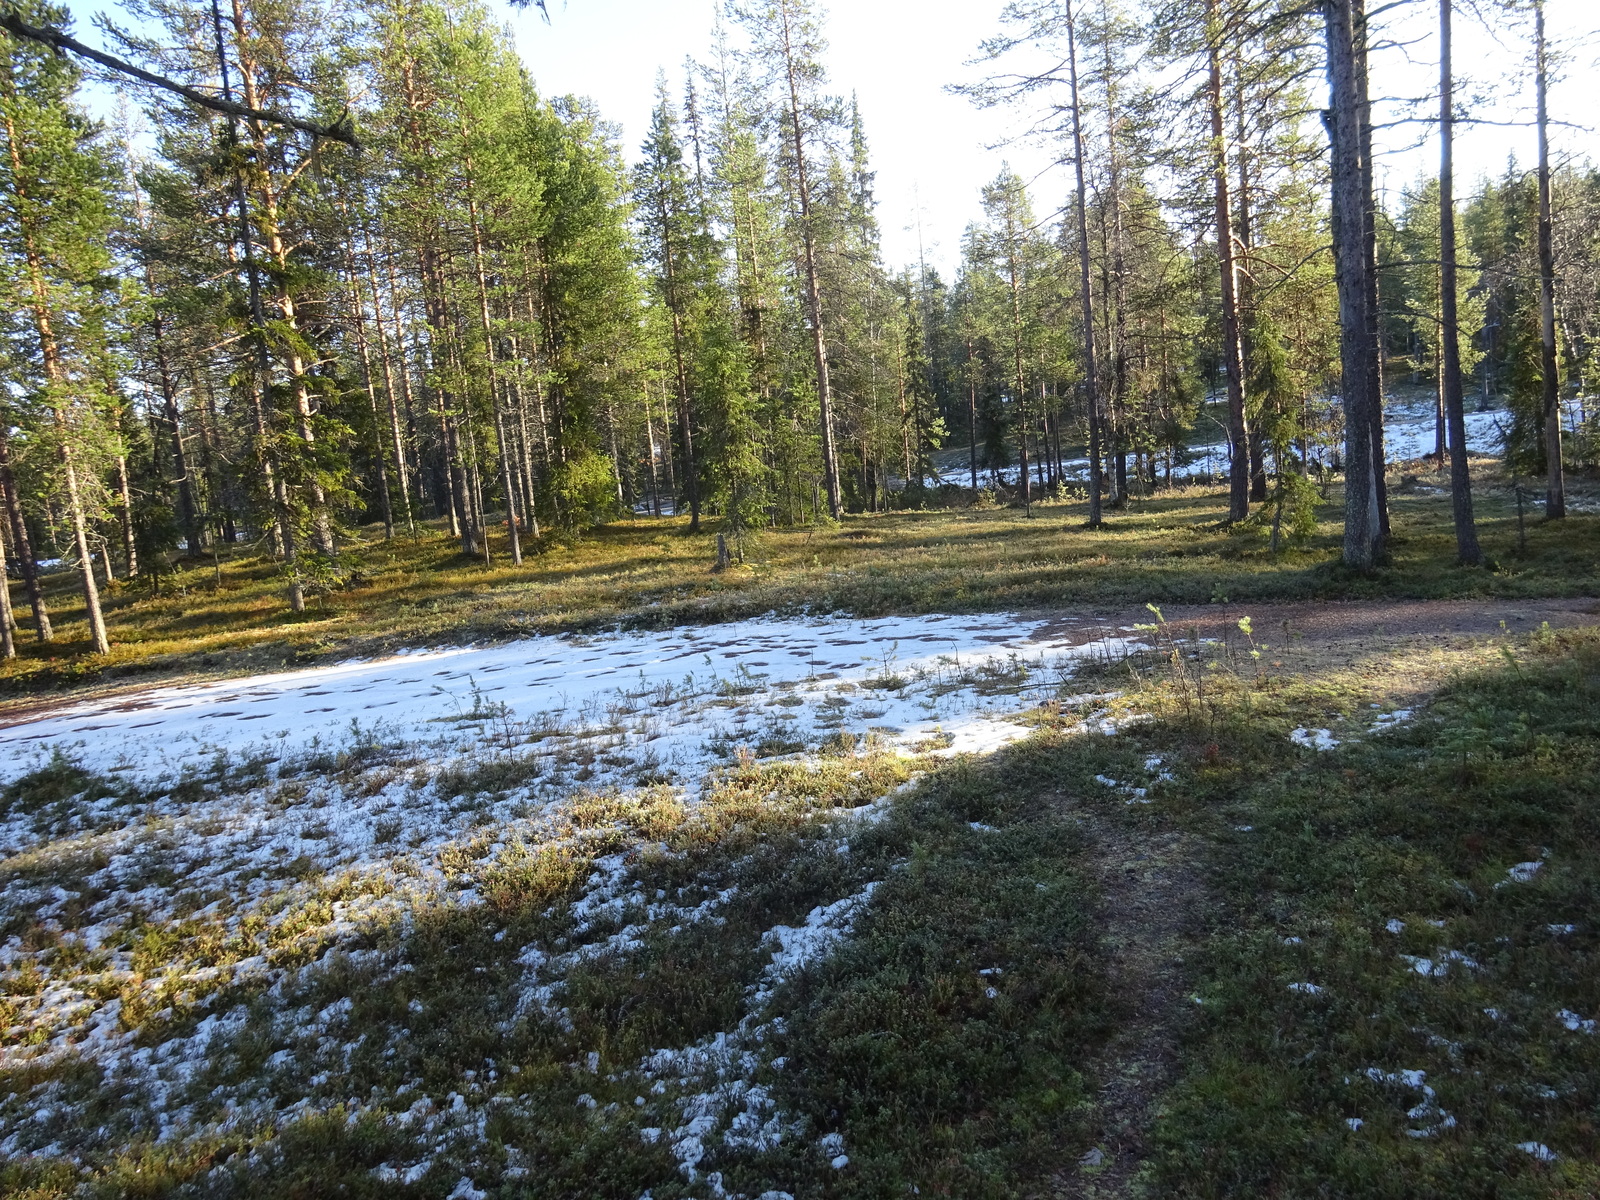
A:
1028 595 1600 648
1052 812 1205 1199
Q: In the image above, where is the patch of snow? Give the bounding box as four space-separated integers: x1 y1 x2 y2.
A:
0 613 1142 788
1385 919 1406 934
1287 982 1324 995
1399 950 1479 977
1516 1141 1557 1161
1362 1067 1457 1138
1556 1009 1596 1034
1506 861 1544 884
1345 1117 1363 1131
1290 727 1339 751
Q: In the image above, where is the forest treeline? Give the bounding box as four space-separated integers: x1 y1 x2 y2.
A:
0 0 1596 655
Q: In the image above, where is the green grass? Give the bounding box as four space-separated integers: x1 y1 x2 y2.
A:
1 476 1596 1196
1128 627 1600 1196
2 628 1597 1196
2 465 1596 699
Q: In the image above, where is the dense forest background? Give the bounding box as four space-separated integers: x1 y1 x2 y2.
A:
0 0 1596 652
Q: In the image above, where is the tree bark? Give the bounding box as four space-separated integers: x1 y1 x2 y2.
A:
1066 0 1104 527
1207 0 1251 522
1534 0 1564 517
467 190 521 564
211 0 298 609
1 111 109 652
0 518 14 660
777 0 843 520
1354 0 1389 537
1438 0 1481 564
1324 0 1383 568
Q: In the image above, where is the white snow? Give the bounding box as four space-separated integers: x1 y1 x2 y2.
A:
0 612 1156 1179
1290 727 1339 751
1556 1009 1596 1034
0 612 1138 788
1287 982 1324 995
1363 1067 1457 1139
1399 950 1479 977
1506 861 1544 884
1517 1141 1557 1161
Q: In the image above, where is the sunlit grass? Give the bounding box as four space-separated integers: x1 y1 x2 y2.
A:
2 466 1594 699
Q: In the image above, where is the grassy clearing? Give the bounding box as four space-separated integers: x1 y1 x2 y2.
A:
1061 622 1599 1196
2 466 1596 698
0 564 1595 1194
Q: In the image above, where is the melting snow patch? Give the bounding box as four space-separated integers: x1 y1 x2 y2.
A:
1363 1067 1456 1138
631 881 883 1185
1372 709 1413 732
1290 728 1339 752
1517 1141 1557 1162
0 612 1143 788
1556 1009 1596 1034
1287 982 1324 996
1505 861 1544 884
1399 950 1479 977
1345 1117 1364 1131
1385 919 1406 934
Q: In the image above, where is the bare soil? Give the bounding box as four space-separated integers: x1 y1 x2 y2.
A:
1030 595 1600 648
1052 811 1206 1198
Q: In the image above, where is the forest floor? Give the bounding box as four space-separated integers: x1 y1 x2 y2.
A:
1 469 1597 1198
1 456 1596 701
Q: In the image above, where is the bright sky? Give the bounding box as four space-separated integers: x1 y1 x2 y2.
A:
511 0 1598 278
58 0 1598 279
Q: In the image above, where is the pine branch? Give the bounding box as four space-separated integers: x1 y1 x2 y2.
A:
0 9 359 147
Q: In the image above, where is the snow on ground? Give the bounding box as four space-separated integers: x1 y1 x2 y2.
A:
910 399 1517 493
0 612 1135 790
0 610 1147 1176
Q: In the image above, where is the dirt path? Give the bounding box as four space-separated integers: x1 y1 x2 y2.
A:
1053 809 1206 1198
1030 594 1599 647
1040 594 1598 1196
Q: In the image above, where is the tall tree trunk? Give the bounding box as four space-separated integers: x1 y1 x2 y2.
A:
965 334 979 490
1233 50 1269 504
114 453 137 576
148 307 201 557
1207 0 1251 521
2 113 109 652
1355 0 1389 537
211 0 298 609
363 220 416 536
778 0 842 520
650 165 702 531
1066 0 1104 527
0 518 14 660
1438 0 1481 564
1324 0 1383 568
1005 231 1032 512
1534 0 1564 518
466 191 521 564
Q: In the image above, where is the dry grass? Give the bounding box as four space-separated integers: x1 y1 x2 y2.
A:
2 465 1595 703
